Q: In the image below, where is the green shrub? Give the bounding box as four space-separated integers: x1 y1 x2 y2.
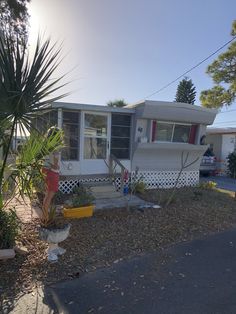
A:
131 181 146 194
70 185 95 208
0 208 20 249
198 181 217 190
54 190 66 205
130 169 146 195
31 169 45 193
227 151 236 178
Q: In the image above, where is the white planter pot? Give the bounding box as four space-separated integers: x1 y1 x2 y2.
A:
39 223 71 262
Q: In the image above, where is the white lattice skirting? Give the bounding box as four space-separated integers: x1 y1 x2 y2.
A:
134 170 199 189
59 176 110 194
59 171 199 194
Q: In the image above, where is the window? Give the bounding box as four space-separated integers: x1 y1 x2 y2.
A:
155 123 173 142
152 121 191 143
61 111 80 160
84 138 107 159
111 114 131 159
83 113 108 159
84 114 107 137
33 110 58 133
173 125 191 143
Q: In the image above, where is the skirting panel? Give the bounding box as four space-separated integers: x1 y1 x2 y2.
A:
134 170 199 189
59 176 110 194
59 170 199 194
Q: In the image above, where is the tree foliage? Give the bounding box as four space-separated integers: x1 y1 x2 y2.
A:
0 207 19 249
107 99 128 107
174 77 196 104
0 34 68 206
200 20 236 109
12 130 64 201
0 0 31 44
227 151 236 178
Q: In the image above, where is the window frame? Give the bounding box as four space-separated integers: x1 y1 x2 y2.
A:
61 110 80 161
84 112 108 139
111 113 132 160
33 109 58 133
82 112 109 160
152 120 192 144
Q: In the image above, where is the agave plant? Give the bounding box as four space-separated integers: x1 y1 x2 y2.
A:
0 34 68 207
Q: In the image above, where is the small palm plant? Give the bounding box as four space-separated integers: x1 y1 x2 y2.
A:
12 129 64 226
0 34 69 244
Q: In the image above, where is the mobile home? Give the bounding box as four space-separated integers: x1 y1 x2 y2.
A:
35 100 217 193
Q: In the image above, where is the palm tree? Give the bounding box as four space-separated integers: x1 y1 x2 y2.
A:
107 99 128 107
0 34 68 206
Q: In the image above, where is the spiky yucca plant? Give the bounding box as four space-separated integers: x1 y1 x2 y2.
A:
0 34 68 207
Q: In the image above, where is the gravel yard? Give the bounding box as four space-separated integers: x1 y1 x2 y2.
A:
1 187 236 309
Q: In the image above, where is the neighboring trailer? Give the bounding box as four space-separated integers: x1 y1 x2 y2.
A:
206 128 236 175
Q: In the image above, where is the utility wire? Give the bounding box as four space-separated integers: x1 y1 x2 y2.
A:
141 36 236 101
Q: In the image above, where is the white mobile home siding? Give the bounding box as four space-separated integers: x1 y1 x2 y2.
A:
47 101 217 192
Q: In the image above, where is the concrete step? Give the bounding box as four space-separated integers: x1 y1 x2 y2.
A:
90 185 117 193
82 181 112 187
94 191 122 199
89 184 121 199
94 195 156 211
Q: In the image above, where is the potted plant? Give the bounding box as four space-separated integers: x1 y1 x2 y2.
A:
38 207 71 262
17 131 71 262
63 185 95 218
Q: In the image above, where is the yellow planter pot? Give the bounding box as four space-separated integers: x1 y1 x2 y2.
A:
63 205 95 219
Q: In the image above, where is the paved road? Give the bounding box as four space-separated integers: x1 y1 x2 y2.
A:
12 228 236 314
201 176 236 192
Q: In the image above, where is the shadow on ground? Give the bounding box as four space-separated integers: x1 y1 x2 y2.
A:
12 227 236 314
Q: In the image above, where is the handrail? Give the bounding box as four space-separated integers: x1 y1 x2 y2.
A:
109 154 127 192
110 154 126 171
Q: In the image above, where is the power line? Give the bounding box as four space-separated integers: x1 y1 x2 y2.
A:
140 36 236 101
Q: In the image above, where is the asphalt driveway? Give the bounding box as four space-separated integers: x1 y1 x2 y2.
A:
201 176 236 192
11 228 236 314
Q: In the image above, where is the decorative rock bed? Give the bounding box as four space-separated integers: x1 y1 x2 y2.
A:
1 187 236 307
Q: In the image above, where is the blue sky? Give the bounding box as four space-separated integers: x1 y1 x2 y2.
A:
28 0 236 127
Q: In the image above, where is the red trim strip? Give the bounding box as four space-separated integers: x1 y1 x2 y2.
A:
189 125 197 144
152 120 157 142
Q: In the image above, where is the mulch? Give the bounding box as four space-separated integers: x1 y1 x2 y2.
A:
1 187 236 308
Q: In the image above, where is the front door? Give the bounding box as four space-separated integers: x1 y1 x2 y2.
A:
81 112 111 174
